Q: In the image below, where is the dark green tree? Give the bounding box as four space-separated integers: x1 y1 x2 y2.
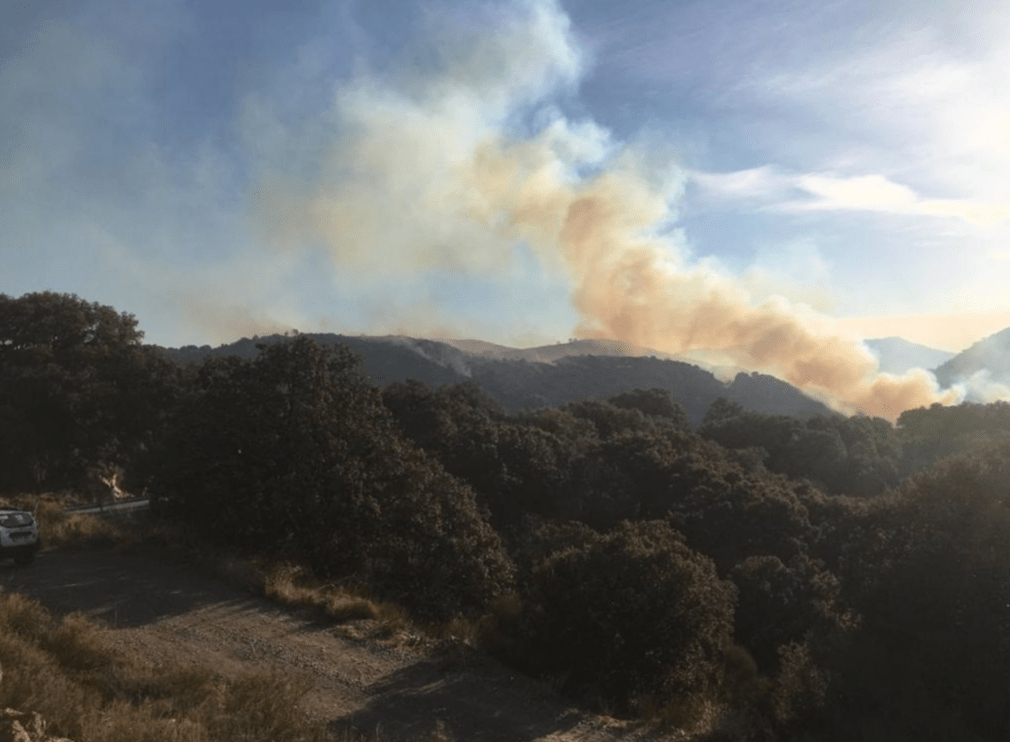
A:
700 401 902 497
521 520 737 715
152 338 514 619
608 387 691 431
811 442 1010 740
897 400 1010 473
562 399 657 439
384 380 582 530
702 397 745 427
730 553 851 673
0 291 162 492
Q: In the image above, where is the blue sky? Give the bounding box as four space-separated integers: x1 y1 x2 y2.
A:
3 0 1010 413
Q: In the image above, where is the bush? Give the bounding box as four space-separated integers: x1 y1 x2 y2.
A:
519 520 737 716
817 444 1010 740
608 388 691 431
730 553 850 673
150 337 514 620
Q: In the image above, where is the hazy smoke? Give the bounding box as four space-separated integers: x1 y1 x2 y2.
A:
254 0 960 418
460 135 960 417
181 296 295 344
956 370 1010 404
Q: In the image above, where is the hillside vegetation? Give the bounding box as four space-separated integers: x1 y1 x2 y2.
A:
5 290 1010 740
154 331 835 425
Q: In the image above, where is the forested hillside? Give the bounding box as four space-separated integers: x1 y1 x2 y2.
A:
6 290 1010 740
934 325 1010 392
155 332 835 424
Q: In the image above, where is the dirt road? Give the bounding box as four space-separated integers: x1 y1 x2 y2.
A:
0 548 679 741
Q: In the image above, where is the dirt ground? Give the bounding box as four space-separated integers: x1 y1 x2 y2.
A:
0 547 685 742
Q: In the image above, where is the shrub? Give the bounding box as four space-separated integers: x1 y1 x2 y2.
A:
150 337 514 620
730 553 850 672
609 388 691 431
817 445 1010 740
519 520 737 716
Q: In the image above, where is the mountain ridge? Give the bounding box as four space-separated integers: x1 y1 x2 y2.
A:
154 333 837 425
864 336 955 375
933 326 1010 394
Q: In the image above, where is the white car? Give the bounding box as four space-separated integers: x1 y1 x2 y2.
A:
0 508 40 565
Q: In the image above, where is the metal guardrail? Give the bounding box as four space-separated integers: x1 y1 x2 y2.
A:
63 497 151 516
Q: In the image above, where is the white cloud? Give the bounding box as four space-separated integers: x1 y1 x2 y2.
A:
795 174 918 211
791 173 1010 226
730 7 1010 222
689 166 791 201
692 168 1010 227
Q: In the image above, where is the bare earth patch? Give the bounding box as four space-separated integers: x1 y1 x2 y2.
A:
0 548 684 742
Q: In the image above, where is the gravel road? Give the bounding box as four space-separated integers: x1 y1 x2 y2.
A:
0 547 680 742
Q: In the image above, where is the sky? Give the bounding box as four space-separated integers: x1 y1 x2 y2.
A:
3 0 1010 415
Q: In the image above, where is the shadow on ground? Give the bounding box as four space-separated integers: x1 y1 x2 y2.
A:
0 547 266 627
332 659 590 742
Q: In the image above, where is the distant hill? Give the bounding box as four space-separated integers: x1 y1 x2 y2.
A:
154 333 837 426
435 338 762 384
440 337 683 364
160 333 473 388
865 337 955 375
933 326 1010 393
466 354 834 424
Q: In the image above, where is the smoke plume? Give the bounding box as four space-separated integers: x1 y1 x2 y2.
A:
254 0 959 418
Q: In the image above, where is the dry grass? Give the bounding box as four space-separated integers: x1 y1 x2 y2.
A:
262 563 381 623
44 510 133 549
331 721 455 742
2 492 134 550
0 495 484 740
0 589 334 742
6 493 423 647
0 586 462 742
212 556 421 643
631 692 729 736
9 490 430 647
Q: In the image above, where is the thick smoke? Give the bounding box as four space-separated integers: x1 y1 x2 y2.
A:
460 135 960 417
254 0 959 418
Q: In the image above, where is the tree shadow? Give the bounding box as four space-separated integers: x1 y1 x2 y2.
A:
0 547 270 627
330 658 589 742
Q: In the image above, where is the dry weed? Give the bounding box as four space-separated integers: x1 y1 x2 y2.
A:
20 494 134 549
258 561 387 624
331 721 454 742
633 690 729 738
0 591 333 742
0 590 55 641
323 594 380 623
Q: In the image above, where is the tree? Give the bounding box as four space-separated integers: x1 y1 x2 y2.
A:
0 292 155 492
817 443 1010 739
151 337 514 619
700 404 902 497
384 380 580 530
0 291 143 358
897 400 1010 473
702 397 745 428
520 521 737 715
563 399 656 439
609 388 691 431
730 553 850 673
